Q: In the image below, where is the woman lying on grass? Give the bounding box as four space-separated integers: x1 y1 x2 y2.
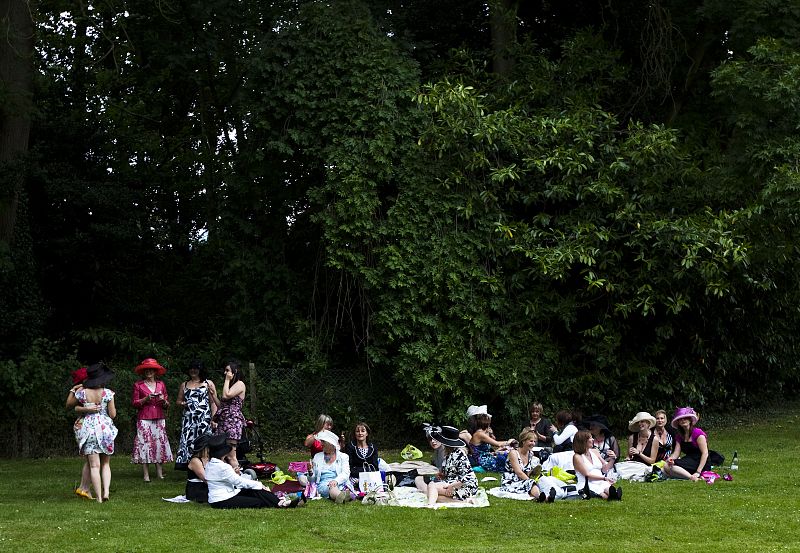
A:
419 426 478 508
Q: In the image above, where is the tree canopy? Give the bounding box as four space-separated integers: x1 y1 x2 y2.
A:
2 0 800 449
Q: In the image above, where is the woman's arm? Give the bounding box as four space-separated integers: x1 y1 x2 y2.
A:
158 381 169 408
221 380 246 400
471 429 508 448
694 434 709 477
132 382 149 408
552 424 577 445
509 451 528 481
334 453 352 485
207 381 220 412
176 382 186 408
304 433 317 448
638 434 659 465
668 440 682 463
188 457 206 481
66 385 81 408
107 396 116 419
574 451 613 483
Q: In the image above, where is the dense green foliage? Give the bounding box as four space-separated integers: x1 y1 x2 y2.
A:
1 0 800 451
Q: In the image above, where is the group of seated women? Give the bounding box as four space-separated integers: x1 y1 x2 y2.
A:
178 404 720 509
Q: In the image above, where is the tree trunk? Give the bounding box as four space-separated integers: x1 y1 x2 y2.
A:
489 0 519 77
0 0 34 246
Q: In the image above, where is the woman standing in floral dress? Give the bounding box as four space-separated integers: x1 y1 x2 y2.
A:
174 359 218 470
73 362 117 502
214 359 246 468
132 358 173 481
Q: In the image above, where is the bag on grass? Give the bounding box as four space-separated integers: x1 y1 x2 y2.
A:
400 444 423 460
358 463 383 493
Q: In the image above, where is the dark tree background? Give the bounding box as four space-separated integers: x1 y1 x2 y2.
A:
1 0 799 454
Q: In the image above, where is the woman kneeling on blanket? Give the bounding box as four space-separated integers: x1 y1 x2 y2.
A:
500 429 555 503
419 426 478 508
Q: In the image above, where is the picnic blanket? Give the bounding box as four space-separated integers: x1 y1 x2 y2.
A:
369 486 490 508
383 460 440 475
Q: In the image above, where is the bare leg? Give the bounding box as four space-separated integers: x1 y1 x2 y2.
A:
100 454 111 500
529 485 542 499
155 463 163 479
79 460 91 494
664 463 695 480
414 475 428 493
87 453 102 503
225 444 239 470
142 463 151 482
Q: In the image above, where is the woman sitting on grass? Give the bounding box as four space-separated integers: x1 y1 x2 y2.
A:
625 412 658 465
420 426 479 508
310 430 352 503
653 409 675 460
573 430 622 501
205 433 304 509
550 410 579 453
663 407 723 481
468 413 517 471
345 421 380 489
185 434 212 503
500 429 554 502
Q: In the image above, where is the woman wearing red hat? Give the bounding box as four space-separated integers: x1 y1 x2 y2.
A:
132 358 173 481
66 367 92 499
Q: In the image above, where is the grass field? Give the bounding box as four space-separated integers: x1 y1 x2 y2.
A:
1 407 799 553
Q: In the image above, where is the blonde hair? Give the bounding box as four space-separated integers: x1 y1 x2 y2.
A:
519 429 536 443
314 414 333 433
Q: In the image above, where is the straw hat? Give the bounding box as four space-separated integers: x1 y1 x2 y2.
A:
628 411 657 432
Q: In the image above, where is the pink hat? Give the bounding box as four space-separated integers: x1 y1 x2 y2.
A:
671 407 699 429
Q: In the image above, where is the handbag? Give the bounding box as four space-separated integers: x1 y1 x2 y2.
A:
358 463 384 493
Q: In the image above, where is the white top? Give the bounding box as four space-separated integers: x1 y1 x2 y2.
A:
205 458 264 503
552 423 578 446
310 450 351 485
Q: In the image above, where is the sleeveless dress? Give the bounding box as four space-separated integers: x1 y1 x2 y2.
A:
215 395 245 441
74 388 118 455
500 449 541 494
469 442 507 472
175 381 213 469
576 450 609 496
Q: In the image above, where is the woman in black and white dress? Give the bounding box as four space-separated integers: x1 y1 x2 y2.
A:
175 360 218 470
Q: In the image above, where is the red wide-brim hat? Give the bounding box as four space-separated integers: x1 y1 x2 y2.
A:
134 358 166 376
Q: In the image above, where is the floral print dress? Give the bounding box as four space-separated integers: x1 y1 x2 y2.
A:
442 448 478 500
215 395 245 441
500 449 540 494
74 388 118 455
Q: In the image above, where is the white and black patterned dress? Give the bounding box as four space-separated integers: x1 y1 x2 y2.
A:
442 448 479 500
175 381 213 469
500 449 540 494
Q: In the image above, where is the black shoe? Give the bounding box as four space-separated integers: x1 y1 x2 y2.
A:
536 490 547 503
607 485 617 501
547 488 557 503
615 486 623 501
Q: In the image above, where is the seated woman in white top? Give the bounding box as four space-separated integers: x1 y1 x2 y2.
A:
310 430 352 503
572 430 622 501
205 434 304 509
550 410 579 453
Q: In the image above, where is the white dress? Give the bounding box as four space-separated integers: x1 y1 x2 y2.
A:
576 450 610 496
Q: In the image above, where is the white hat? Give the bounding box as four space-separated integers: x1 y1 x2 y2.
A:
466 405 490 418
317 430 339 448
628 411 657 432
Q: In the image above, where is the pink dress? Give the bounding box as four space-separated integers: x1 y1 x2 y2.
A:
131 380 173 464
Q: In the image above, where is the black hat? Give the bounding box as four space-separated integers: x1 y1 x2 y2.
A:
582 414 612 435
191 433 213 455
83 362 114 388
430 425 466 448
208 433 232 458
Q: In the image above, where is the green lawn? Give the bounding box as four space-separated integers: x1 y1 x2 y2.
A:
1 408 799 553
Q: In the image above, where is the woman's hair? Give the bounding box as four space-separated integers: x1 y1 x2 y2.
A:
315 414 333 433
352 421 371 442
186 359 206 381
572 430 593 454
555 410 573 428
466 415 479 434
519 429 536 443
224 359 242 385
475 413 491 431
192 446 209 460
529 402 543 416
655 409 667 418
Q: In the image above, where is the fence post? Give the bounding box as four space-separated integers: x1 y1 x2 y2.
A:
248 362 258 424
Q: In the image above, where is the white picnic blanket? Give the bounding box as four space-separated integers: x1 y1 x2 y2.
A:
383 460 440 475
376 486 490 508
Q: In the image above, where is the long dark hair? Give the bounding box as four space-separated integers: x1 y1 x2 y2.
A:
224 359 242 385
